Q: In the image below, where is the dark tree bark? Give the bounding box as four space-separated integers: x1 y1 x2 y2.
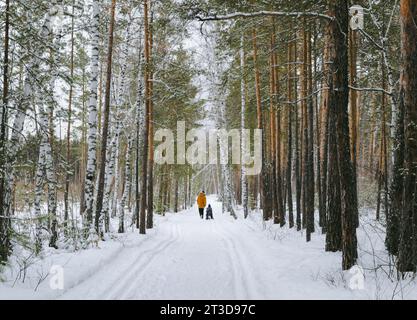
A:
0 0 11 264
397 0 417 273
273 27 285 227
306 28 315 242
252 28 272 221
376 62 389 222
325 74 342 252
270 24 280 224
349 28 359 229
64 0 75 233
328 0 358 270
386 89 404 256
174 177 179 213
139 0 151 234
294 39 302 232
146 3 154 229
158 165 166 214
287 41 294 228
319 32 330 234
302 27 309 233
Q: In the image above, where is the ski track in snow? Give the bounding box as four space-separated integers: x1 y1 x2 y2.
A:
4 195 386 300
57 196 275 300
52 195 338 299
212 218 264 299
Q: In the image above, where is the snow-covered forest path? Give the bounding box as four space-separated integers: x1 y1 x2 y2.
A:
55 195 361 300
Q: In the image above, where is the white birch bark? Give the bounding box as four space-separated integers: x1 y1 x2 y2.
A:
4 5 59 222
102 133 116 232
118 136 133 233
240 35 249 218
218 104 236 219
111 25 131 219
207 31 236 219
31 3 60 251
131 51 145 227
33 134 46 253
46 23 64 248
34 103 57 248
34 22 60 247
83 0 100 232
367 0 399 168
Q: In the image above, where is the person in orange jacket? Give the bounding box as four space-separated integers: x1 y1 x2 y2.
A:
197 191 206 219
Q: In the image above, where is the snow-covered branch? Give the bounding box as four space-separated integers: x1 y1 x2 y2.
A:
349 86 392 96
195 11 333 22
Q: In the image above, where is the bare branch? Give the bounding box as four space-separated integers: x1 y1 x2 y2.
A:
349 85 392 96
195 11 333 22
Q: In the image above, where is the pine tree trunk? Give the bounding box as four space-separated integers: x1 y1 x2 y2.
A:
306 28 315 241
147 3 154 229
329 0 358 270
325 63 342 252
174 177 179 213
252 28 271 221
386 84 404 256
270 25 279 224
139 0 151 234
302 26 308 232
319 32 330 233
0 0 11 264
273 27 285 227
294 38 302 232
64 1 75 233
287 41 294 228
349 28 359 188
325 14 342 252
397 0 417 273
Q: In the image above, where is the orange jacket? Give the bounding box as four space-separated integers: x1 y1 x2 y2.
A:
197 192 206 208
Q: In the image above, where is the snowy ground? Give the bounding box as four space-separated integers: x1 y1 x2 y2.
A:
1 195 416 300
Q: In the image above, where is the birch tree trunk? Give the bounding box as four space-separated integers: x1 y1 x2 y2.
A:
119 137 133 233
102 138 116 232
33 2 61 251
111 24 131 220
133 51 145 229
2 5 59 254
64 0 76 233
83 0 100 234
95 0 117 235
240 35 249 219
218 104 236 219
